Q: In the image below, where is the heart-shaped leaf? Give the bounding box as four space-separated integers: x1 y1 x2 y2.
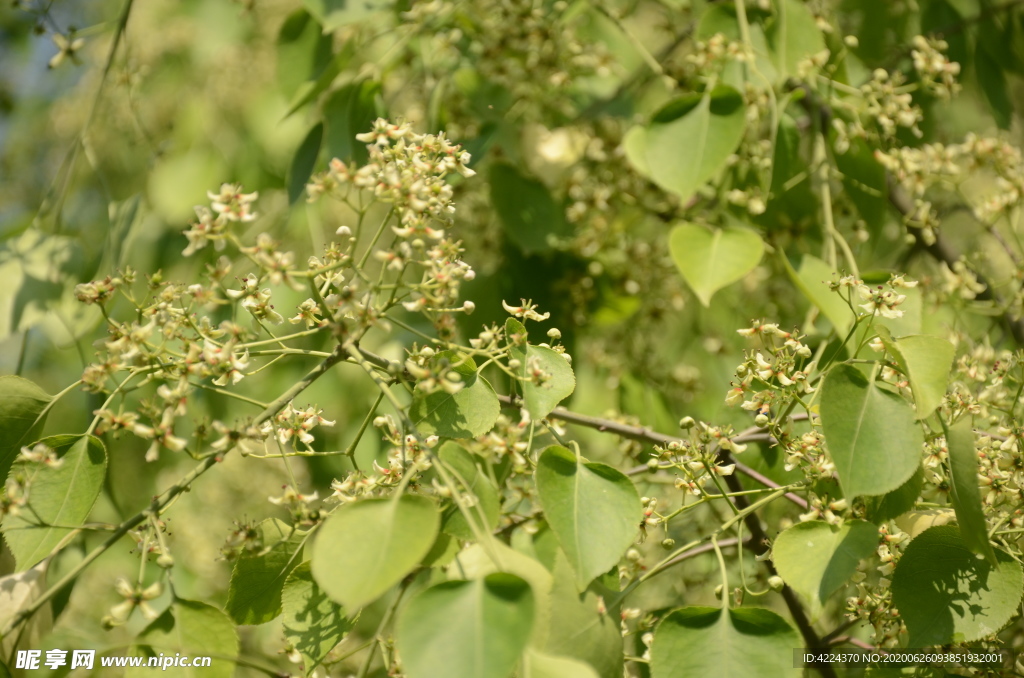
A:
651 607 800 678
892 526 1022 646
506 318 575 420
396 573 535 678
410 353 500 439
534 445 640 589
772 520 878 620
820 364 922 497
668 223 764 306
0 375 52 482
624 86 746 202
311 495 438 609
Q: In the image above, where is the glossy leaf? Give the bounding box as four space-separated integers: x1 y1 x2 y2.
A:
3 435 107 571
311 495 439 609
0 375 52 482
891 526 1023 646
877 329 954 418
522 648 600 678
650 606 800 678
506 318 575 420
490 163 570 253
624 86 746 202
396 573 535 678
773 520 878 620
225 518 305 625
668 222 764 307
944 419 996 563
288 122 323 204
820 364 922 497
129 600 238 678
282 562 355 675
766 0 827 80
437 442 501 539
534 445 640 589
410 354 500 439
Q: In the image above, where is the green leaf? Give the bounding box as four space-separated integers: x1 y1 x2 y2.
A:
410 354 501 439
225 518 305 625
624 86 747 202
3 435 107 571
282 562 356 675
650 607 800 678
534 445 640 589
877 329 955 418
304 0 390 32
322 80 380 166
490 163 570 254
894 509 957 540
785 254 855 336
284 40 358 118
276 10 333 99
865 465 923 523
506 318 575 420
543 549 623 678
772 520 878 620
311 495 439 609
975 41 1013 129
437 442 501 539
944 419 996 564
129 600 238 678
522 648 600 678
668 222 764 307
820 364 923 497
288 122 323 204
891 525 1023 646
396 573 535 678
834 138 888 229
450 540 553 644
766 0 827 80
0 375 52 482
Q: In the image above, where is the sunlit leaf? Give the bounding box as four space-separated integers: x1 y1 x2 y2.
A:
820 364 922 497
311 495 439 609
668 222 764 307
891 526 1022 646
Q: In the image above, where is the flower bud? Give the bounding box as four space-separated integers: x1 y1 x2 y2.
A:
661 538 675 550
646 458 660 472
547 327 562 340
679 416 695 430
462 301 476 314
768 575 784 591
714 584 724 599
755 413 770 427
157 554 175 569
626 548 641 562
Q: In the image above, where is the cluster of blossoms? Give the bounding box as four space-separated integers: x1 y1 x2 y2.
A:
910 35 961 99
844 525 909 648
402 0 612 121
781 430 835 481
684 32 753 72
828 273 917 320
181 184 258 256
726 321 813 422
858 68 924 139
308 119 474 239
